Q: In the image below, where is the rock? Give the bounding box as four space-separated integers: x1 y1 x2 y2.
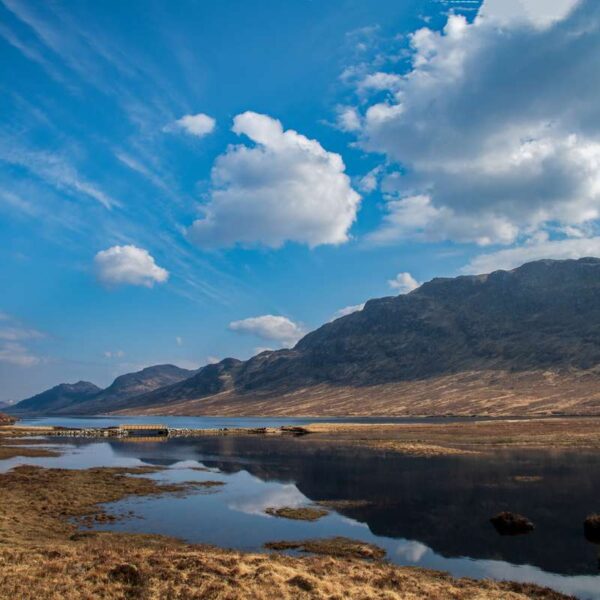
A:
490 511 535 535
584 514 600 543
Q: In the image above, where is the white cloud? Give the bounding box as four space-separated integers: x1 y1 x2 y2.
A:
175 336 183 346
358 166 382 194
480 0 580 29
388 272 420 293
188 112 361 249
0 313 43 367
463 237 600 274
353 1 600 249
336 105 362 132
104 350 125 359
229 314 305 347
0 342 41 367
170 113 215 137
0 326 43 341
332 303 365 320
94 245 169 288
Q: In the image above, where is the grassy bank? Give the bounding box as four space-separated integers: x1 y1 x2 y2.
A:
303 417 600 454
0 437 575 599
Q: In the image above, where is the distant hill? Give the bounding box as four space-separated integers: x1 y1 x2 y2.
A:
10 381 101 415
10 365 195 415
119 258 600 417
15 258 600 417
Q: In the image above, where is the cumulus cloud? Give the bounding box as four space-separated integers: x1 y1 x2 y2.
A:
464 237 600 274
354 0 600 248
388 272 420 293
335 105 362 132
188 112 361 249
229 315 305 347
94 245 169 288
480 0 579 28
170 113 215 137
332 303 365 320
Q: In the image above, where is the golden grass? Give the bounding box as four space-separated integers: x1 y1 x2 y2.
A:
264 537 387 560
0 446 60 460
0 439 575 599
303 418 600 453
265 506 329 521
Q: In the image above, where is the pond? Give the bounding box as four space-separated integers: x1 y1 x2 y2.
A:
3 430 600 599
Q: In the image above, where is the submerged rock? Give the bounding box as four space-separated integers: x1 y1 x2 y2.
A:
490 511 535 535
584 514 600 543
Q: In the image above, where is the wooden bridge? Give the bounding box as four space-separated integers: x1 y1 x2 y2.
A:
116 424 169 437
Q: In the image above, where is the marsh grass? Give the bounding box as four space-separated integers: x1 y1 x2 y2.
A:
265 506 329 521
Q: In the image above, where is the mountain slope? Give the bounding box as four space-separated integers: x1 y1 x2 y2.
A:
11 365 196 415
69 364 197 414
122 258 600 416
10 381 102 415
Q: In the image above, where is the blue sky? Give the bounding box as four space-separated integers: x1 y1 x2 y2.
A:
1 0 598 401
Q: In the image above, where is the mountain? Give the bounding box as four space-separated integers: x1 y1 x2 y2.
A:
10 381 102 415
11 365 195 415
120 258 600 417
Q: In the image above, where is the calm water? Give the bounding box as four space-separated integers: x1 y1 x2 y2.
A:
3 430 600 599
17 415 503 429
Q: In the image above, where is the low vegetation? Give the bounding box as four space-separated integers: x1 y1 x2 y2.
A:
303 417 600 454
265 506 329 521
264 537 387 560
0 436 577 599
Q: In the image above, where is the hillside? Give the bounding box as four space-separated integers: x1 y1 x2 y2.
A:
11 365 195 415
10 381 102 415
118 258 600 417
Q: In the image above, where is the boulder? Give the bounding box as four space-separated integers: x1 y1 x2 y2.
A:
490 511 535 535
584 514 600 543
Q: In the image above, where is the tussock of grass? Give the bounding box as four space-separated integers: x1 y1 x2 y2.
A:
265 537 387 560
265 506 329 521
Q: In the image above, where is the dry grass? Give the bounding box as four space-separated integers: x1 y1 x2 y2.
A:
0 445 60 460
0 535 574 600
0 439 575 599
264 537 387 560
265 506 329 521
303 418 600 454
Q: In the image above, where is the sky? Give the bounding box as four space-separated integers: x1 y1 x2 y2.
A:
1 0 598 402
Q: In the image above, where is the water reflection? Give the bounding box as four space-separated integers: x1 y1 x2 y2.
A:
2 435 600 599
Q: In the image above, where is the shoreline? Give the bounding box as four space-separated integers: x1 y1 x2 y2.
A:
0 435 576 600
3 416 600 456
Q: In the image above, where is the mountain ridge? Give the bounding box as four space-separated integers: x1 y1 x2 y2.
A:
120 257 600 416
13 258 600 417
10 365 195 415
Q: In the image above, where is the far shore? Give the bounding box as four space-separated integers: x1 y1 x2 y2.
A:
3 415 600 456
